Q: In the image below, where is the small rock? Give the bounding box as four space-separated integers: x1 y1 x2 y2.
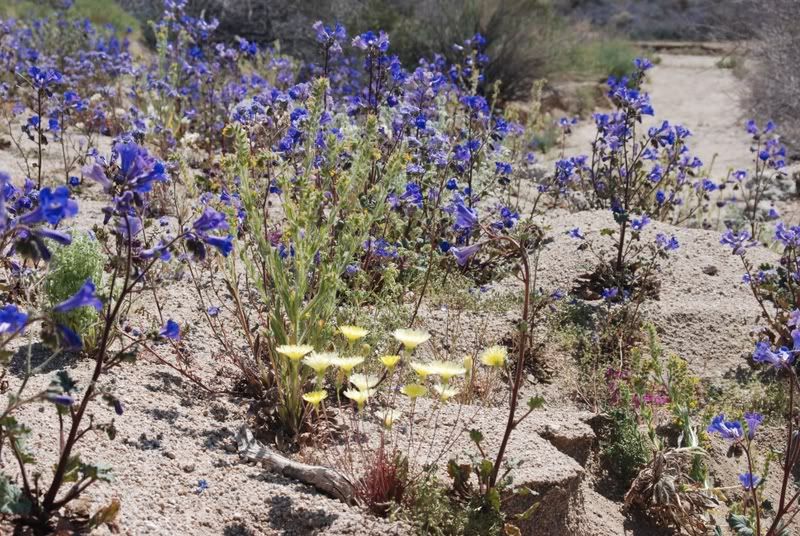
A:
182 463 196 473
702 265 719 276
163 451 176 459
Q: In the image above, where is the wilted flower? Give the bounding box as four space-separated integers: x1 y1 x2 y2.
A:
375 409 402 429
276 344 314 361
480 345 507 367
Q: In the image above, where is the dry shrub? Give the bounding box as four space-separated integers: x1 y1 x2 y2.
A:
624 448 718 536
739 0 800 150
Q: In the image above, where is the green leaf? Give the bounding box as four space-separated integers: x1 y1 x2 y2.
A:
469 429 483 445
600 228 616 237
56 370 77 394
728 514 754 536
527 396 545 410
486 487 501 512
0 474 31 515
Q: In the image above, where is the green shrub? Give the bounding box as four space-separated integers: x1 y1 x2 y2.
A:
349 0 637 102
602 408 650 486
0 0 140 33
44 232 105 350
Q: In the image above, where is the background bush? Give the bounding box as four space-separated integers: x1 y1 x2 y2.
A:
44 232 105 349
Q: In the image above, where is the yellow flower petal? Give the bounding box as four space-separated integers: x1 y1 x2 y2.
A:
479 345 507 368
392 328 430 351
339 325 369 342
302 390 328 406
276 344 314 361
433 384 458 401
343 388 370 409
332 356 365 373
303 352 337 374
380 354 401 370
401 383 427 399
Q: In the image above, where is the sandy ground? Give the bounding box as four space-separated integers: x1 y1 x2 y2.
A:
0 53 797 535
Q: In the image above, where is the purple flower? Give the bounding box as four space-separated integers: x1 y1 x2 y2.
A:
0 304 28 335
47 393 75 406
753 339 795 369
568 227 585 240
53 279 102 313
56 324 82 350
159 319 180 340
744 412 763 440
452 243 481 266
193 207 229 233
207 306 220 317
721 229 755 255
739 472 761 490
655 233 679 251
18 186 78 226
631 214 651 231
202 234 233 257
453 202 478 230
601 287 619 301
707 414 743 441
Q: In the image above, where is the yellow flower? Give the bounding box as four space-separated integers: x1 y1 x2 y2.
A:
463 355 474 373
303 352 336 375
480 345 507 368
349 373 380 392
376 409 402 429
433 384 458 401
343 388 370 410
332 356 365 373
401 383 427 399
380 354 401 370
339 325 369 342
302 390 328 407
410 361 435 379
392 328 430 351
427 361 467 382
276 344 314 361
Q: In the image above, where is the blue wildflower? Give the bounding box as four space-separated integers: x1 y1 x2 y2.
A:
0 304 28 335
53 279 102 313
707 414 743 441
452 243 481 266
159 319 180 341
739 473 761 491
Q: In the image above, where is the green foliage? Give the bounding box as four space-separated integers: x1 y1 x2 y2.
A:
0 0 139 34
349 0 636 102
229 79 406 435
44 232 105 351
561 38 640 81
602 407 650 486
399 475 466 536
